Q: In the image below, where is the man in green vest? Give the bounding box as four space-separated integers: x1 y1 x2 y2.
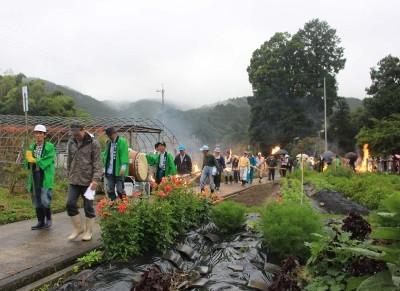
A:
102 127 129 200
147 142 177 184
25 124 56 230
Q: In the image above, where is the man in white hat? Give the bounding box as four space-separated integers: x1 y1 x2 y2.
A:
25 124 56 230
200 145 218 193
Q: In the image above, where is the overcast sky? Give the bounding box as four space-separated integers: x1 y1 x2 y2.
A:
0 0 399 108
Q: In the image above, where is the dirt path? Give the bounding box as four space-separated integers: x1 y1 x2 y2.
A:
228 182 280 207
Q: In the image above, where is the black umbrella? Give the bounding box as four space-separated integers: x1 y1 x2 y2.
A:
345 152 357 160
276 149 288 155
322 150 335 162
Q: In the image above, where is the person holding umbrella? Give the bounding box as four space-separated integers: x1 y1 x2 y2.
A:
322 150 335 170
345 152 357 171
25 124 56 230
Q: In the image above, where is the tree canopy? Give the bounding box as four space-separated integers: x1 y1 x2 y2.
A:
247 19 345 147
328 97 358 153
0 73 80 117
364 55 400 120
357 114 400 156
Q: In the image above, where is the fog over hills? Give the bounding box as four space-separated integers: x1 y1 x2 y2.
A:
38 78 361 150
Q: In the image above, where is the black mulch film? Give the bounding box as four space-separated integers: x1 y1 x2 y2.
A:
54 217 274 291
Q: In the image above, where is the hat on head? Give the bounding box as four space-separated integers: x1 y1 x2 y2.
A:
214 147 221 153
70 121 83 134
178 144 186 151
200 145 209 151
105 127 117 136
33 124 47 133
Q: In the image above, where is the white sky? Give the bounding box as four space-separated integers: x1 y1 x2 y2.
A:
0 0 399 107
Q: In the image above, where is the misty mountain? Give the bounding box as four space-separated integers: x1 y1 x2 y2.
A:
109 97 252 147
40 79 117 116
345 97 363 112
37 77 361 147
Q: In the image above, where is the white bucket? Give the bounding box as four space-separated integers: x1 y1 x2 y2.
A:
124 182 134 197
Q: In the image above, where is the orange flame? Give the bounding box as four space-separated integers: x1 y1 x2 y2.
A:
192 163 200 173
271 146 280 155
357 144 370 173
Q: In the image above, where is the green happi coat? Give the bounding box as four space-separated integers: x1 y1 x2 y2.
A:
102 136 129 177
26 141 56 192
146 152 177 176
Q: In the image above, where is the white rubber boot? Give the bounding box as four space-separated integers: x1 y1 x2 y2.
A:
67 215 84 240
81 217 95 241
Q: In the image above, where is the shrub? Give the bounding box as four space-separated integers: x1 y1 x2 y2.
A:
210 201 247 233
260 201 323 262
166 187 211 236
136 198 175 253
99 198 143 260
98 177 211 260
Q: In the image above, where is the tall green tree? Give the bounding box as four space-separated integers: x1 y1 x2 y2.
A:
328 97 357 153
247 19 345 146
364 55 400 120
356 114 400 156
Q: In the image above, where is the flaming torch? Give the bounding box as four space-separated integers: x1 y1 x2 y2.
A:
356 144 370 173
192 163 200 174
271 146 280 155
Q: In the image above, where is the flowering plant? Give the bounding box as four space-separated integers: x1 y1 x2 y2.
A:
97 176 212 260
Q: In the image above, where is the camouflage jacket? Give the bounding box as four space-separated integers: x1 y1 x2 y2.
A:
67 132 102 186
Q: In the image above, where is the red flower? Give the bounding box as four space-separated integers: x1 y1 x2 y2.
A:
96 198 108 217
118 203 128 213
157 191 167 198
164 185 172 193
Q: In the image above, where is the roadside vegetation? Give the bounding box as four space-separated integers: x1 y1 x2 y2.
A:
289 166 400 209
0 182 68 225
263 171 400 290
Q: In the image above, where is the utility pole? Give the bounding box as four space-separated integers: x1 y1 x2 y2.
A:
156 84 165 132
323 77 328 152
22 86 29 150
156 84 165 109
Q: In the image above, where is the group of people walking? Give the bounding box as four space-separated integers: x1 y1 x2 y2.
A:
25 121 288 240
26 121 103 241
198 146 283 193
25 122 192 240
